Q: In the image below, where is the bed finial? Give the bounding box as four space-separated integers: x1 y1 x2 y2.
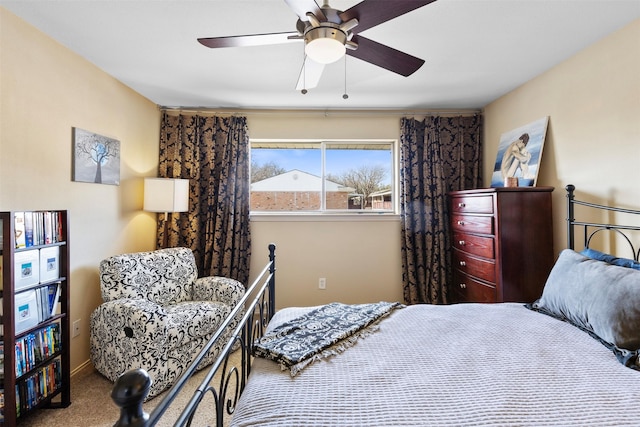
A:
112 368 151 426
566 185 575 250
268 243 276 317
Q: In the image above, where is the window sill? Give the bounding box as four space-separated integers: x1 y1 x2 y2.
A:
249 212 401 222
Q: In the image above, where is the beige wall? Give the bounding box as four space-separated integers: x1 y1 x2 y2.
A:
0 9 161 373
483 19 640 256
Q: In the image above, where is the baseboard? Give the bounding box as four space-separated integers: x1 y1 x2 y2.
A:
71 359 95 377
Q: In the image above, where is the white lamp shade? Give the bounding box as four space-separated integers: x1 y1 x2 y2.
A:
143 178 189 213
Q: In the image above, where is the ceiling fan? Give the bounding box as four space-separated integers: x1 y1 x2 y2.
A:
198 0 437 92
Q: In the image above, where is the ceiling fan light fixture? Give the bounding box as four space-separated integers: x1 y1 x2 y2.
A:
304 27 347 64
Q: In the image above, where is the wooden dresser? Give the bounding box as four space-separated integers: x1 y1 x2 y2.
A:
449 187 554 303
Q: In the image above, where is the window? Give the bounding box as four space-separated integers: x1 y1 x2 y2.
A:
250 140 396 214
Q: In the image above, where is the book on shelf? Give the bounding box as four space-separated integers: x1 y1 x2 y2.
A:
43 212 53 245
14 357 61 412
2 284 61 339
33 211 42 246
35 283 60 321
11 211 64 248
14 323 60 377
47 283 61 317
56 213 63 243
14 212 26 249
39 246 60 283
14 290 39 335
24 212 34 248
13 249 39 290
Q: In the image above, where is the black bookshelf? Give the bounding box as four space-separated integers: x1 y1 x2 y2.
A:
1 211 71 425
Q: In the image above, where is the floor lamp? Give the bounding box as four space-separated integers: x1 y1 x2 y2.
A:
143 178 189 249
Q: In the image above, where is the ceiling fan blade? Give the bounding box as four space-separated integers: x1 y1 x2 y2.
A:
295 56 325 91
340 0 437 33
347 35 424 77
284 0 326 22
198 32 300 48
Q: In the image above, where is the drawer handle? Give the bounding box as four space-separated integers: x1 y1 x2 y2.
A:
457 220 465 226
459 283 467 289
458 240 466 246
459 261 466 266
458 202 466 208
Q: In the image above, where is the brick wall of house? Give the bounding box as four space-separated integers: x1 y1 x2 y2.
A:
251 191 350 210
326 192 350 209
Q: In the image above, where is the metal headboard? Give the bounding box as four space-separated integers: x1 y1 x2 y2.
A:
566 184 640 261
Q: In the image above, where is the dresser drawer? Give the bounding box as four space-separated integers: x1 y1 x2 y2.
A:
453 248 496 283
453 270 496 303
451 214 493 235
451 195 493 214
453 232 494 259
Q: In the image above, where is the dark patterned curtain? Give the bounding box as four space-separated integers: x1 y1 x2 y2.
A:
400 115 482 304
158 112 251 285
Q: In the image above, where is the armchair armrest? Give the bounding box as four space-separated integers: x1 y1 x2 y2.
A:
193 276 245 307
90 298 174 384
91 298 170 343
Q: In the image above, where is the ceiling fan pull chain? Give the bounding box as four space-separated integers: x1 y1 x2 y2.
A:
301 50 308 95
343 55 349 100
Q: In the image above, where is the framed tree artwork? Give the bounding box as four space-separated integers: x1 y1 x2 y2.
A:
72 127 120 185
490 117 549 187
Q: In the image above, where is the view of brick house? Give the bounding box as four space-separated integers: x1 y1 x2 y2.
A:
251 169 357 211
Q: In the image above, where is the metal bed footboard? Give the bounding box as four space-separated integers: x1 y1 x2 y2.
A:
566 184 640 260
112 243 276 427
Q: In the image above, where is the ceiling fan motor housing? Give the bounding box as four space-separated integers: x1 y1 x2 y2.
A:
304 25 347 64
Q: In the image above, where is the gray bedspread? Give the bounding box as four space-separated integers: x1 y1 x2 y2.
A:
230 303 640 426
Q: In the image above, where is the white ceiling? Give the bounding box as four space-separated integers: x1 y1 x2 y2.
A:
2 0 639 111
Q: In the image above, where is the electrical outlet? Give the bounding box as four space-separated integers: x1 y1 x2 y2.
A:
73 319 81 337
318 278 326 290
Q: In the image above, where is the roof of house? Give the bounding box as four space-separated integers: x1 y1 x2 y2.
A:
251 170 355 193
369 189 392 198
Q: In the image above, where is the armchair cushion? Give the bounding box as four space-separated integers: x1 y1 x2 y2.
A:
164 301 230 350
99 248 198 305
90 247 244 399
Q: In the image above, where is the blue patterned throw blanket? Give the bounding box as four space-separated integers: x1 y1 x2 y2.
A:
253 301 404 375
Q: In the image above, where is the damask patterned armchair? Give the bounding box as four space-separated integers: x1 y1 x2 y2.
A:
90 247 245 399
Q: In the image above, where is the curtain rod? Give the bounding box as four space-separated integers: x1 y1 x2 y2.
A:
159 106 481 117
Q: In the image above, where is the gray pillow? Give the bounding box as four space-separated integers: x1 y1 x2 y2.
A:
532 249 640 351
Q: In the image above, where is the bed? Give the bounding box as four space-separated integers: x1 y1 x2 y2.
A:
112 185 640 426
230 184 640 427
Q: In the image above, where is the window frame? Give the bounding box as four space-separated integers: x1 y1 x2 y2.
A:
249 138 399 216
